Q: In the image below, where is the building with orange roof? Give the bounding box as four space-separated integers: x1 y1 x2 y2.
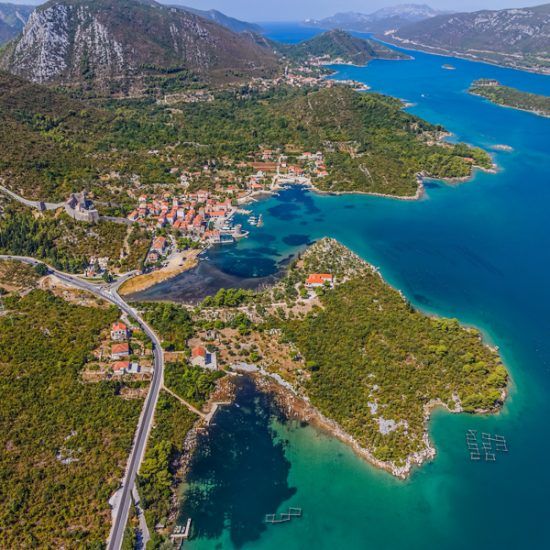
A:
151 236 167 254
190 346 218 370
111 342 130 360
305 273 334 288
111 321 130 341
112 361 130 375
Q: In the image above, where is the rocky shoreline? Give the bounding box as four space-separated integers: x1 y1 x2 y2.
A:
252 372 506 479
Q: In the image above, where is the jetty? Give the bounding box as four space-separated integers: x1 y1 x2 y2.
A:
171 518 192 543
265 507 302 524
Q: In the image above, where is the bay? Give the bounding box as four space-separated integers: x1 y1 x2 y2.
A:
168 25 550 549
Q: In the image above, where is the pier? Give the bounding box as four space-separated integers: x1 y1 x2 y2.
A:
465 430 508 461
171 518 192 543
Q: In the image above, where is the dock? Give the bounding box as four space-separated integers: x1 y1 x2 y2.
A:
171 518 192 542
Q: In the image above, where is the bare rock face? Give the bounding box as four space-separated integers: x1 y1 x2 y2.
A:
10 4 72 83
0 0 278 94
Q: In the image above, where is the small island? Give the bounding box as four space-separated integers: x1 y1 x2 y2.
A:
469 79 550 118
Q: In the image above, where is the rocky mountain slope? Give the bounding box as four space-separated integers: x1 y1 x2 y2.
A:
389 3 550 74
0 2 34 45
304 4 446 34
0 0 278 95
170 4 262 33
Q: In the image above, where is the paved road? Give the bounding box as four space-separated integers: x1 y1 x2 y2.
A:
0 256 163 550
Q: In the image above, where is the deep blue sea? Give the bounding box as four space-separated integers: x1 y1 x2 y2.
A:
172 24 550 549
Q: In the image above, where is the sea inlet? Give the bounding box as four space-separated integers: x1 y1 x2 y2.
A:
139 25 550 550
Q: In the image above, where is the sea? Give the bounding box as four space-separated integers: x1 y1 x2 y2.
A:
150 24 550 549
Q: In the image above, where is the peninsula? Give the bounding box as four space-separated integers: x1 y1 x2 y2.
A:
188 238 509 477
469 79 550 118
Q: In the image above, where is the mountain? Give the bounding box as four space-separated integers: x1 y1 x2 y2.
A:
0 2 34 45
169 4 262 33
276 29 408 64
0 0 278 95
304 4 447 34
390 3 550 74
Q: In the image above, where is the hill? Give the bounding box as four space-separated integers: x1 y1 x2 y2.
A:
275 30 409 65
304 4 446 34
0 2 34 45
170 3 262 33
0 69 491 202
389 3 550 74
0 0 278 95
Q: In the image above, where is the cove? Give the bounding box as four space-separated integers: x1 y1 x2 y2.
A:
169 26 550 549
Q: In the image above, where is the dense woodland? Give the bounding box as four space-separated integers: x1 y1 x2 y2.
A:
165 362 225 408
0 71 491 203
0 290 143 547
139 302 195 351
283 272 507 464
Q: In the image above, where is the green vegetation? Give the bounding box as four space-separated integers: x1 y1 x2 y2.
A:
0 71 491 202
280 240 507 466
139 302 194 351
469 80 550 118
172 86 492 196
138 391 197 536
165 362 225 408
0 290 143 547
201 287 255 308
0 203 129 272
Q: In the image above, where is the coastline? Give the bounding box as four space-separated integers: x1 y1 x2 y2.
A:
119 249 201 296
165 376 236 530
469 90 550 119
379 36 550 76
253 369 507 479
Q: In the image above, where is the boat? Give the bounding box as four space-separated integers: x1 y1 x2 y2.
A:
248 216 257 225
257 214 264 227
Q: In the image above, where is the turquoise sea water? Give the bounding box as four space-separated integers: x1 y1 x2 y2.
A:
179 26 550 549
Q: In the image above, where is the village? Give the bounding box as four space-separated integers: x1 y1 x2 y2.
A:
119 146 329 271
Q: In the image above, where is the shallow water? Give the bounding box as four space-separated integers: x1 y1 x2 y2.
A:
175 25 550 549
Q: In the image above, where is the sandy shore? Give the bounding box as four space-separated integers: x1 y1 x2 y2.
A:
119 249 201 296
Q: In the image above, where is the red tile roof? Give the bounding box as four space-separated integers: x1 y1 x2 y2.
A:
112 343 130 354
306 273 333 285
113 361 130 371
192 346 206 357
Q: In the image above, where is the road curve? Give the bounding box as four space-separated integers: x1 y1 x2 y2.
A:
0 256 163 550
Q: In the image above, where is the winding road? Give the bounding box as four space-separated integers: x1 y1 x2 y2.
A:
0 255 163 550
